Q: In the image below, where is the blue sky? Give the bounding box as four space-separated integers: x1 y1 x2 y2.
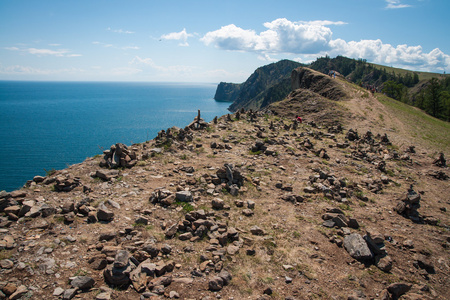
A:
1 0 449 82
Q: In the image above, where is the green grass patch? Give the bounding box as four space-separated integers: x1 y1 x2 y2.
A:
377 94 450 150
175 201 194 213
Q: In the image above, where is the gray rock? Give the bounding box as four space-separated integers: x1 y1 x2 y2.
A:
9 285 28 300
211 198 224 209
343 233 373 260
135 216 149 225
99 232 117 241
71 276 95 290
250 225 265 236
376 255 393 272
179 232 193 241
95 292 111 300
387 282 412 298
40 203 56 217
218 270 232 285
175 191 193 202
0 259 14 269
208 276 223 291
95 169 120 181
114 250 130 268
18 200 35 217
227 244 239 255
322 220 335 228
169 291 180 298
97 203 114 222
62 288 77 300
107 199 121 209
53 287 64 296
165 223 178 238
39 257 55 274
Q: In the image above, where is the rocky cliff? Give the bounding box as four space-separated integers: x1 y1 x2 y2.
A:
214 59 303 112
213 82 241 102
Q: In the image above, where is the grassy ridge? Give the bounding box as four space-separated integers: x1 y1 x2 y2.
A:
377 93 450 151
370 63 449 81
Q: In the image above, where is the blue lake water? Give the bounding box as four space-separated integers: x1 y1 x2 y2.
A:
0 81 230 192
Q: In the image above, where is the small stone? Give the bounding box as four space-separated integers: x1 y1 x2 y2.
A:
250 225 265 236
95 292 111 300
209 276 223 291
0 259 14 269
62 288 77 300
376 255 393 272
71 276 95 290
387 282 412 298
169 291 180 298
114 250 130 268
9 285 28 300
212 198 225 209
53 287 64 296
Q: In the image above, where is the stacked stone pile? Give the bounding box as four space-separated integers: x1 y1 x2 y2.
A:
100 143 137 169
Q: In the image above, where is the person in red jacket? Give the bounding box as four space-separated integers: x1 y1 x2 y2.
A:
295 115 302 123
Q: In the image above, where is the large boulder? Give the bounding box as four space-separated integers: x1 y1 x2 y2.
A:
343 233 373 260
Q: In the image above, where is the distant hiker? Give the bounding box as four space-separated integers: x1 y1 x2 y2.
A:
295 115 303 123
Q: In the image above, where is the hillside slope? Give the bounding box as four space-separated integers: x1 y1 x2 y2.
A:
0 72 449 300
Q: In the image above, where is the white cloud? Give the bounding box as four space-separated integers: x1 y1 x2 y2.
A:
201 18 340 54
5 46 81 57
385 0 411 9
161 28 194 46
201 18 450 72
129 56 197 75
329 39 449 71
107 27 135 34
0 63 84 75
122 46 140 50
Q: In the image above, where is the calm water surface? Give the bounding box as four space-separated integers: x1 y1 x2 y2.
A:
0 81 230 192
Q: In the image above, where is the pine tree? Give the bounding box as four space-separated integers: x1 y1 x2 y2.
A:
425 78 442 117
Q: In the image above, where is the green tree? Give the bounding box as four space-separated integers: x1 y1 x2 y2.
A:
383 80 406 101
440 90 450 121
424 78 442 117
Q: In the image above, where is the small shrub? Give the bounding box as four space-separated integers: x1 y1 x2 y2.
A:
44 168 57 177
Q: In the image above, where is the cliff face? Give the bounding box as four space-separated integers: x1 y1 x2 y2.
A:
213 82 242 102
214 60 303 112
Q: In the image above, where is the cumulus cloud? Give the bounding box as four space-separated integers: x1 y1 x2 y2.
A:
329 39 449 71
160 28 194 46
385 0 411 9
201 19 342 54
200 18 450 72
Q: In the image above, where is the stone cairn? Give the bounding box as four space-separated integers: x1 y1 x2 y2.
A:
433 152 446 167
394 185 422 223
100 143 137 169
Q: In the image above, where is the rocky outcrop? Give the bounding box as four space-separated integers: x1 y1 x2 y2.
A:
291 67 347 101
